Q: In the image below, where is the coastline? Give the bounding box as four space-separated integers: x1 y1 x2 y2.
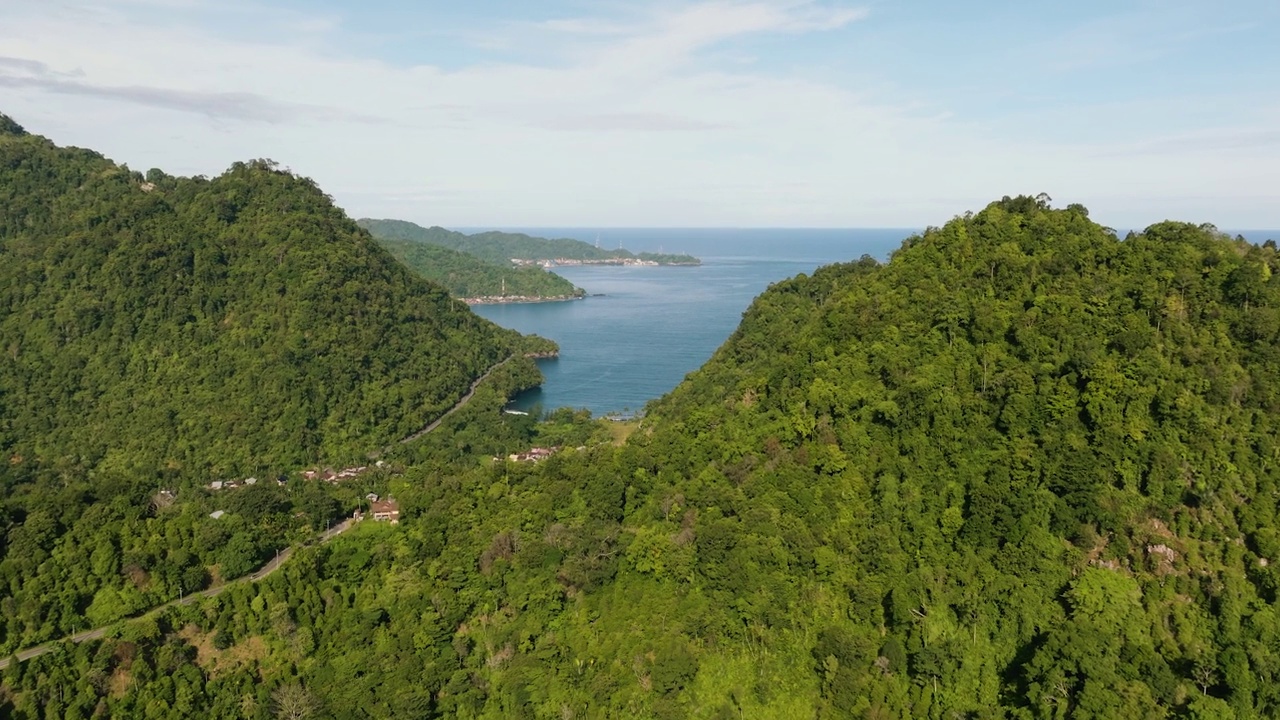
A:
511 257 701 268
463 294 585 306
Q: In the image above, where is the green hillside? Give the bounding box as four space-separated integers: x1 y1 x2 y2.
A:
629 198 1280 716
0 115 523 484
358 218 700 266
0 112 549 660
9 195 1280 718
373 234 584 301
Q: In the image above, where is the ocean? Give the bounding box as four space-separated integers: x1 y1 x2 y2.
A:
470 229 912 416
470 226 1280 416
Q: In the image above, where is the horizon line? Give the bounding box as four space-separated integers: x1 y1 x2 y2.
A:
446 224 1280 234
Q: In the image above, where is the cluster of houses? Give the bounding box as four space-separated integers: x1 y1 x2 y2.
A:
300 461 384 483
462 293 583 306
208 476 287 491
511 257 662 268
205 461 394 493
352 493 400 524
505 446 560 463
202 459 403 527
211 495 400 524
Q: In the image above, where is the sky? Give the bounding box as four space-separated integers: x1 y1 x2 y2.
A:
1 0 1278 229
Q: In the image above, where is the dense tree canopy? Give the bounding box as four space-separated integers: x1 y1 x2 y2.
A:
629 197 1280 717
6 116 1280 720
0 117 524 483
0 112 547 662
371 234 584 301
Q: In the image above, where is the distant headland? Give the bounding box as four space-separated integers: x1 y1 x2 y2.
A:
358 218 700 304
512 254 700 268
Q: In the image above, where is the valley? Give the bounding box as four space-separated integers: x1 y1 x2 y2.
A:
3 117 1280 719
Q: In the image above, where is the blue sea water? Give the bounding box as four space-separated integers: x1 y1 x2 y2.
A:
470 226 1280 415
471 229 912 416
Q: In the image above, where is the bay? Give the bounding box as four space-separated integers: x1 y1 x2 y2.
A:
471 228 912 416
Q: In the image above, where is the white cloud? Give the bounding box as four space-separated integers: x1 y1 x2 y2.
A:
574 1 868 75
530 111 730 132
0 0 1275 228
536 18 633 36
0 56 379 123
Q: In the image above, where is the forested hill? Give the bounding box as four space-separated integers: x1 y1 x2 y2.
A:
0 114 523 484
373 234 584 301
14 196 1280 719
628 197 1280 716
358 218 700 265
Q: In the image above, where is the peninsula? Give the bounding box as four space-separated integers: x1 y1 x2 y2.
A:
367 232 586 304
359 219 699 303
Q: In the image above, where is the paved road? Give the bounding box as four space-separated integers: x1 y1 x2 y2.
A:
399 355 514 444
1 354 511 669
0 519 354 670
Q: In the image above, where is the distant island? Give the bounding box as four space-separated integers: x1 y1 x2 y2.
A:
358 219 700 303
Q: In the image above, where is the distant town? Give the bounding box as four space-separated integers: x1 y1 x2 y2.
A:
511 256 700 268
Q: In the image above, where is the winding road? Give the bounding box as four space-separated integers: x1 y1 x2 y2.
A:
398 354 514 444
2 353 519 670
0 519 354 670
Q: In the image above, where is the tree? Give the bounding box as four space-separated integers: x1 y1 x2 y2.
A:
271 681 319 720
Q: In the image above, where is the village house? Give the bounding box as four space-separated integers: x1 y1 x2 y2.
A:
370 498 400 524
301 465 372 484
507 446 560 463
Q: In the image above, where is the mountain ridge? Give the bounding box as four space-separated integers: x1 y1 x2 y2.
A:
0 114 526 484
370 231 585 302
358 217 700 266
5 113 1280 717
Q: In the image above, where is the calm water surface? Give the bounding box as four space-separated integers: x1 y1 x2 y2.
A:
472 227 1280 415
472 229 910 415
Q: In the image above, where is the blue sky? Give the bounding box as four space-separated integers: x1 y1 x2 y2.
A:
1 0 1277 228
